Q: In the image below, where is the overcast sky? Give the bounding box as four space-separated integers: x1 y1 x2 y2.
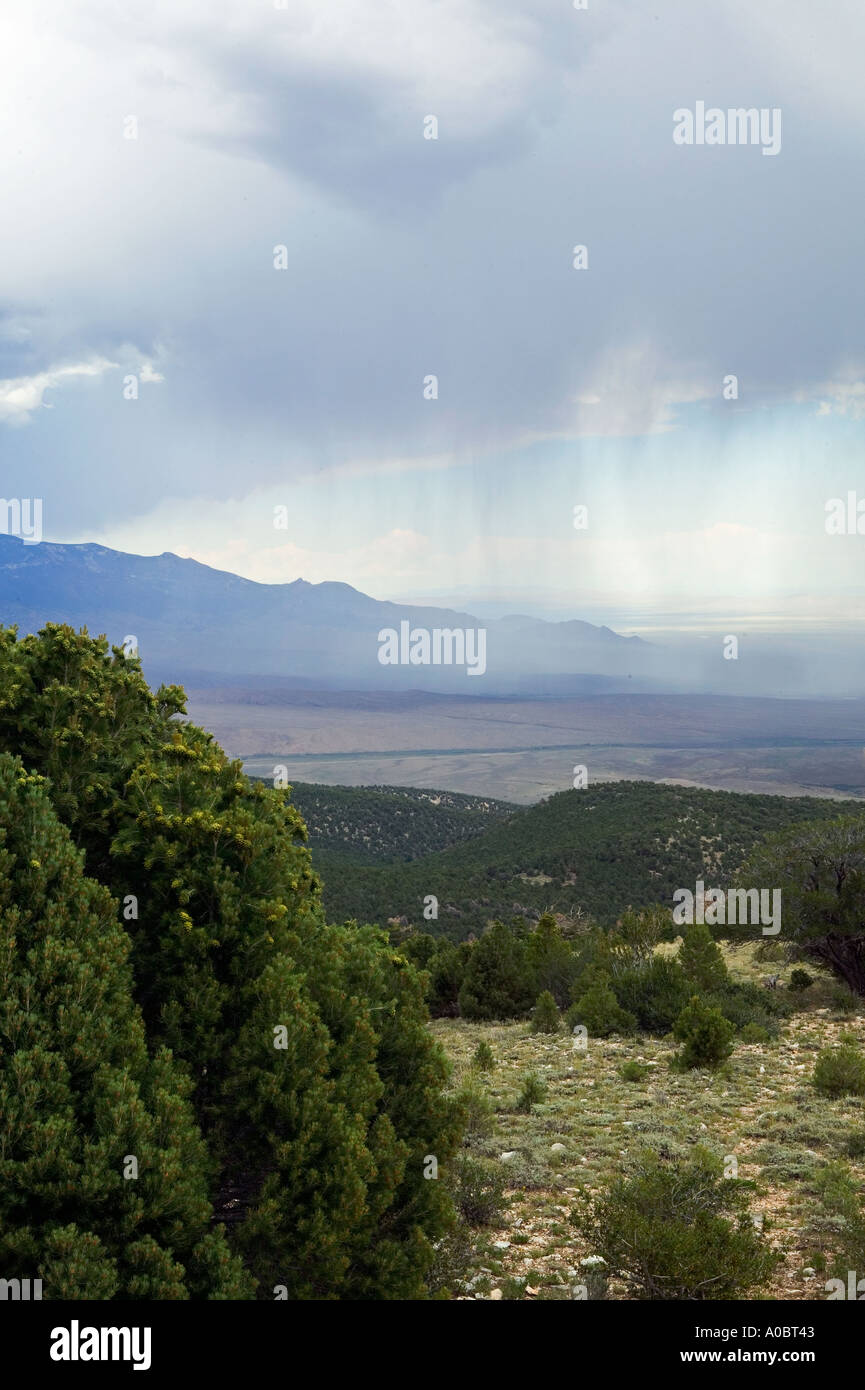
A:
1 0 864 624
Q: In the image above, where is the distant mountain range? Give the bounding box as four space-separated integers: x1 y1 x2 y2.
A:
0 535 669 694
3 535 865 699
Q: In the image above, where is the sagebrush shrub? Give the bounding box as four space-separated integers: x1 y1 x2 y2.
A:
619 1060 649 1083
812 1161 865 1281
570 1146 778 1300
813 1045 865 1098
425 1222 475 1298
739 1022 772 1044
451 1156 507 1226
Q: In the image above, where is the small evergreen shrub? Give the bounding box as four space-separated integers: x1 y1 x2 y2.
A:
789 968 815 992
619 1060 649 1083
472 1039 496 1071
703 983 783 1036
739 1022 772 1044
568 973 637 1038
515 1072 547 1113
813 1045 865 1098
672 996 735 1070
454 1075 495 1140
570 1146 778 1300
613 957 690 1034
531 989 561 1034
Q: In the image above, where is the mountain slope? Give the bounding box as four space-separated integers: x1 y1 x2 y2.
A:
285 782 518 862
0 534 654 692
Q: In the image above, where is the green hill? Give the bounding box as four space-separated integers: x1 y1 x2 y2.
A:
303 780 858 937
283 781 517 862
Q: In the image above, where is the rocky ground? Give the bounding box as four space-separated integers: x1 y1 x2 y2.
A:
432 944 865 1301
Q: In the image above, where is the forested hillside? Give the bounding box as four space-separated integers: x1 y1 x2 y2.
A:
305 781 852 936
282 782 517 862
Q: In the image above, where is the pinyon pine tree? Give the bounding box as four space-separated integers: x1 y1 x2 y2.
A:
735 817 865 995
0 625 461 1298
458 920 532 1020
678 922 730 993
525 912 576 1005
0 754 249 1299
531 989 561 1034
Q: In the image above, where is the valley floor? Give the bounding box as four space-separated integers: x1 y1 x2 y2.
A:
185 688 865 803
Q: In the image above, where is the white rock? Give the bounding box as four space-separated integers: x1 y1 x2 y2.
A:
500 1151 518 1162
489 1288 503 1300
550 1143 567 1153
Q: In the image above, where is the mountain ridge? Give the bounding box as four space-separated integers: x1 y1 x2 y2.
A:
0 533 655 693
